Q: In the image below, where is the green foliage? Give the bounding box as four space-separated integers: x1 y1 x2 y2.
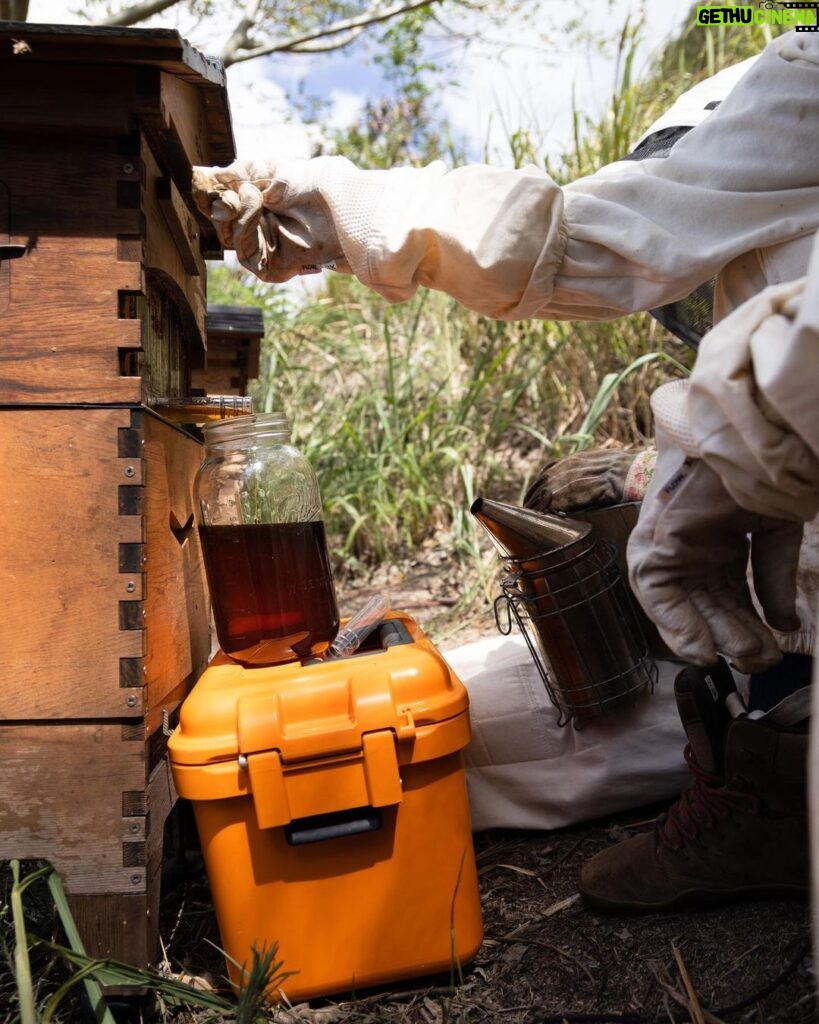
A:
204 264 267 310
251 281 520 565
307 7 466 168
8 861 40 1024
662 3 778 80
328 93 455 168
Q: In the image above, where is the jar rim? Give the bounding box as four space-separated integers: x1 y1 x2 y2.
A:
201 412 291 446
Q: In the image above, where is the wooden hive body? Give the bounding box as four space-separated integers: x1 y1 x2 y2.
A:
196 304 264 396
0 21 235 966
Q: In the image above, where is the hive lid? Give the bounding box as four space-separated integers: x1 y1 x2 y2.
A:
168 612 470 768
0 22 235 166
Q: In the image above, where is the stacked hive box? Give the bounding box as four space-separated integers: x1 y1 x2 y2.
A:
197 305 264 396
0 22 234 966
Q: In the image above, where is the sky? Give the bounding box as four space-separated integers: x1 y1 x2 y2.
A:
26 0 690 165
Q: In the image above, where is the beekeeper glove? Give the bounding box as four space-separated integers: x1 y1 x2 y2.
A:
688 277 819 524
627 429 803 675
524 448 657 514
192 158 356 282
192 156 571 317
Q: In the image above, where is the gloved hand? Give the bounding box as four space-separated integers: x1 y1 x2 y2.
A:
627 436 803 674
524 447 656 514
192 158 355 282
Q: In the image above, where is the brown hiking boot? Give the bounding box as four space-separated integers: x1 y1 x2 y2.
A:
578 662 809 914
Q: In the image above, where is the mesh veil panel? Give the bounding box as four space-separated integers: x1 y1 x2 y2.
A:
623 121 717 351
649 279 715 351
621 125 693 162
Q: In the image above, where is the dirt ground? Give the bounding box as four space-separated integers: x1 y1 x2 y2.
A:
160 811 814 1024
155 564 817 1024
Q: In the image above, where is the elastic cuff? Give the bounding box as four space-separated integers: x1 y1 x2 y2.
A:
772 627 816 657
650 380 699 457
623 448 658 502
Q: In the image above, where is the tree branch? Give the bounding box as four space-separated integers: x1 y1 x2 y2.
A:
224 0 441 65
222 0 263 65
102 0 185 28
279 26 367 54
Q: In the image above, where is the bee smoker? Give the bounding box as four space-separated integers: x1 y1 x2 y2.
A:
472 497 657 727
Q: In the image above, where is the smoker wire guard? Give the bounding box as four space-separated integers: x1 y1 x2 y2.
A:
492 539 658 728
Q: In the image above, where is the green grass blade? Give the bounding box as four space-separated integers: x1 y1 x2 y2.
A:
571 350 690 451
10 861 39 1024
45 867 118 1024
31 939 238 1013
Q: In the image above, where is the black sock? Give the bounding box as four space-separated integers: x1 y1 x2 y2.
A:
747 653 814 714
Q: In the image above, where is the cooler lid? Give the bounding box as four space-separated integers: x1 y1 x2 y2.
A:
169 612 470 768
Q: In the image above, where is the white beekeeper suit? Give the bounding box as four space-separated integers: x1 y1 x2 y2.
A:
193 31 819 848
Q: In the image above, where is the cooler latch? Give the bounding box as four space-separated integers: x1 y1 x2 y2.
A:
246 727 403 831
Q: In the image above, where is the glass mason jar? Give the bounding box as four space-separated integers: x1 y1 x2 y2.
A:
195 413 339 666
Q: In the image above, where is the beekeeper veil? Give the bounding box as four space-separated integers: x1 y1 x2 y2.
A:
621 55 760 350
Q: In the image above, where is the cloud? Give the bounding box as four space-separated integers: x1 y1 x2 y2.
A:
326 89 367 131
226 60 316 159
439 0 689 163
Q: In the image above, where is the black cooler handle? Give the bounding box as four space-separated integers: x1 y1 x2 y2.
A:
284 806 383 846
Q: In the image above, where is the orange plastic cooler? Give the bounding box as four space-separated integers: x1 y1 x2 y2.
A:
168 612 484 1003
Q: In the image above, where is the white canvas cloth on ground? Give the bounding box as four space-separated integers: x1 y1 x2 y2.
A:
443 634 715 833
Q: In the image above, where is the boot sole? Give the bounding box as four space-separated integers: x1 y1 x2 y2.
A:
578 882 809 915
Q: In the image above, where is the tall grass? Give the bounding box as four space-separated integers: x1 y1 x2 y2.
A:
256 285 555 559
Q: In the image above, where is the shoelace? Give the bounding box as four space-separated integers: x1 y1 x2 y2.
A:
657 743 760 851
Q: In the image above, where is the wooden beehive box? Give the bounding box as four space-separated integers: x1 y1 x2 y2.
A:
194 304 264 396
0 22 234 967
